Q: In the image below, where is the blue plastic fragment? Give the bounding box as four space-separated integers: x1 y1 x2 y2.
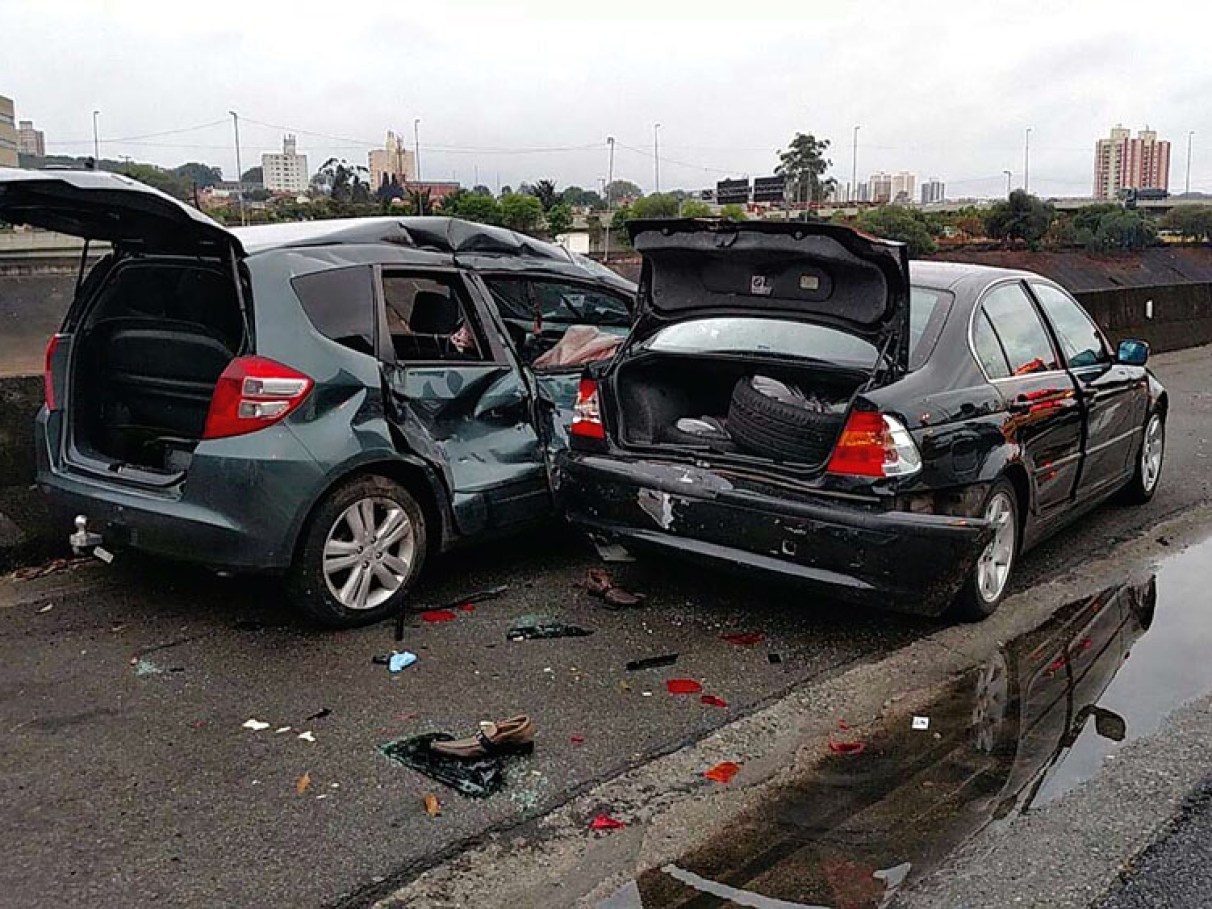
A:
389 651 418 672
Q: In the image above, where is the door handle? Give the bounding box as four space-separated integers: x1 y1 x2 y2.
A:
1007 396 1033 415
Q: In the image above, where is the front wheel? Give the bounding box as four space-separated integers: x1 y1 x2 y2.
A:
288 475 427 628
1121 410 1165 505
952 479 1019 622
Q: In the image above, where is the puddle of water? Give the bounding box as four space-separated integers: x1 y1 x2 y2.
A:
604 536 1212 908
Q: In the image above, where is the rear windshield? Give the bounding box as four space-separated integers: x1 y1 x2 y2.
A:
643 286 952 370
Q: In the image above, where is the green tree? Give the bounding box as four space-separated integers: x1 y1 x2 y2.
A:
856 205 938 257
244 187 271 202
562 185 605 208
984 190 1055 248
1086 209 1157 252
240 166 263 184
630 193 680 219
438 187 470 213
606 180 643 206
679 198 712 218
376 174 406 204
408 187 433 215
529 179 560 211
499 192 544 233
609 205 634 248
1162 205 1212 242
172 162 223 188
454 193 503 225
545 202 573 237
119 163 191 200
719 203 749 221
471 184 494 197
776 133 835 204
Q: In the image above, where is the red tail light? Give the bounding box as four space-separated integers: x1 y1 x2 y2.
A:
826 410 922 479
44 333 64 411
202 356 314 440
571 377 606 440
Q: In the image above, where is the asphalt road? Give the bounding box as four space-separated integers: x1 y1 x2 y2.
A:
1 345 1210 909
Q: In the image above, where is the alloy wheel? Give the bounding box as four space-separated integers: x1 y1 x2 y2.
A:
322 497 415 610
1141 414 1164 494
976 491 1016 604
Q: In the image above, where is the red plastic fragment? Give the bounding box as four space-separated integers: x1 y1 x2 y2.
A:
838 720 851 731
589 814 626 831
704 761 741 784
666 679 703 695
458 603 476 612
720 632 764 646
571 735 586 744
828 740 867 755
421 609 458 623
700 695 729 708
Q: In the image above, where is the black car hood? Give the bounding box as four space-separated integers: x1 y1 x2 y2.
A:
629 219 911 370
0 169 240 255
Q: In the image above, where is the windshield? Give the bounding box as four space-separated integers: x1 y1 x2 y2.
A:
642 285 952 370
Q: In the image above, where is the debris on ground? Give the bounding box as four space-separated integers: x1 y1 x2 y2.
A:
380 734 506 798
296 772 311 795
132 658 164 677
767 652 783 664
589 814 626 831
274 726 292 734
457 604 475 612
441 584 509 609
508 615 594 641
397 585 511 640
388 651 418 672
11 557 89 582
581 568 645 608
424 793 441 816
666 679 703 695
429 716 534 759
720 631 764 646
828 740 866 755
626 654 679 671
297 731 316 743
589 538 635 563
570 735 585 745
703 761 741 784
421 609 458 623
700 695 729 708
912 716 930 730
242 719 270 732
36 603 54 614
305 708 332 722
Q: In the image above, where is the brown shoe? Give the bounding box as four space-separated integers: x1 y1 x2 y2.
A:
429 715 535 759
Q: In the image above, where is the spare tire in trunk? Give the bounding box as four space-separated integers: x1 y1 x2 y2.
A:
727 375 845 463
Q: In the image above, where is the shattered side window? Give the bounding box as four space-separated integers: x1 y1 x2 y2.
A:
381 272 485 362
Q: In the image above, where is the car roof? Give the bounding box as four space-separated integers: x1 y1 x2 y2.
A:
909 259 1037 291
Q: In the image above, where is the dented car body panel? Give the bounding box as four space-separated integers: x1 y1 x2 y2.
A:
558 255 1166 615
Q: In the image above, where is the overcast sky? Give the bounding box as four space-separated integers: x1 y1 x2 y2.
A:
5 0 1211 198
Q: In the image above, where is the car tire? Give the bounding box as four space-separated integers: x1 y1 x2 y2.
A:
952 478 1020 622
726 376 844 462
288 475 428 628
1120 409 1165 505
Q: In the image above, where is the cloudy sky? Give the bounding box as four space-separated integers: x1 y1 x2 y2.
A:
4 0 1211 198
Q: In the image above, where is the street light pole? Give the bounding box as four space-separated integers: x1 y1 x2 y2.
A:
1187 130 1195 195
413 118 422 214
1003 170 1012 198
851 125 860 204
653 123 661 194
228 110 246 226
604 136 616 263
1024 128 1032 194
92 110 100 163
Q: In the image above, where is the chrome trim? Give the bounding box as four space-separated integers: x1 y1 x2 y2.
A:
966 277 1065 386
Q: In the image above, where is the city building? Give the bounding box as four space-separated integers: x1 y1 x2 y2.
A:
17 119 45 158
890 171 917 204
404 181 461 209
921 178 945 204
0 96 18 167
368 131 416 193
261 134 308 194
1094 125 1171 200
868 172 892 204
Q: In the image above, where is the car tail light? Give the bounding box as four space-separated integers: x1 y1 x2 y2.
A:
571 377 606 440
202 356 314 440
827 411 921 479
44 333 64 411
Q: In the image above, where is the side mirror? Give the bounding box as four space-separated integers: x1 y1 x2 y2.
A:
1117 339 1149 366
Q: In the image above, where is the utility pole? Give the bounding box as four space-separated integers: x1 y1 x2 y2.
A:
1003 170 1012 198
604 136 616 264
228 110 246 226
92 110 100 163
653 123 661 194
413 118 423 214
1187 130 1195 195
1024 128 1032 194
851 125 859 204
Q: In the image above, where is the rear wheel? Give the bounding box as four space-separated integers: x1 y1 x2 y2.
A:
1121 410 1165 505
952 479 1019 622
288 475 427 628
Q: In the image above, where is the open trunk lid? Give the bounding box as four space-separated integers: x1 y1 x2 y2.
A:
0 169 241 255
628 219 911 373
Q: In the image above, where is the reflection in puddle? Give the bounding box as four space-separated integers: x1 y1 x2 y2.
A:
609 536 1212 908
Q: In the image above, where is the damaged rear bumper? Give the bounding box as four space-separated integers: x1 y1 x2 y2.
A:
556 455 993 616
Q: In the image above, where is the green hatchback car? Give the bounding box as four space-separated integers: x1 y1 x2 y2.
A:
0 169 635 626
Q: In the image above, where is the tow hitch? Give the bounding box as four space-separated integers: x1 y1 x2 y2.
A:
69 515 113 563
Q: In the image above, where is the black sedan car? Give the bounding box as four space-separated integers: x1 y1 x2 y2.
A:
557 219 1166 619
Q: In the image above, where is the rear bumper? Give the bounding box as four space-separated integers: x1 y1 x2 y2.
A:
556 454 993 615
35 410 325 571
